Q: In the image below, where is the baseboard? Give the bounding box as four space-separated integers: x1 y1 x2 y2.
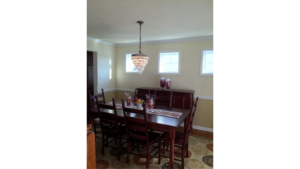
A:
180 123 213 132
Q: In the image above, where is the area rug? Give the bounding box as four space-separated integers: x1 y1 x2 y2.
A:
93 130 213 169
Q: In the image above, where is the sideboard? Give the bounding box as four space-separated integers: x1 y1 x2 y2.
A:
134 87 195 110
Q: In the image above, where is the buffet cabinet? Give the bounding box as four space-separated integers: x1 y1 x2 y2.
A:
134 87 194 110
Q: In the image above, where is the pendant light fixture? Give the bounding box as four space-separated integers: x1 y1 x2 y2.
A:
131 21 149 74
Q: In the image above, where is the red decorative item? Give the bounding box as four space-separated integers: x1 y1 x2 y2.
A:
148 99 153 109
160 77 166 89
127 96 131 106
125 92 132 106
165 78 171 89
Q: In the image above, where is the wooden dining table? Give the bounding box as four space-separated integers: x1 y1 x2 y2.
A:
87 101 190 169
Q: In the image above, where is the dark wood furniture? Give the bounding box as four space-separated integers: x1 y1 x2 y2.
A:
88 89 106 107
87 124 96 169
134 87 194 110
87 51 95 105
96 98 126 161
154 90 172 109
88 89 106 138
160 98 198 169
87 102 190 169
121 101 162 169
133 88 149 102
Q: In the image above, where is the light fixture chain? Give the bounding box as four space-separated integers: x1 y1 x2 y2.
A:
139 22 141 54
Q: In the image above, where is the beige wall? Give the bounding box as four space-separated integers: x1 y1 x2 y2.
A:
103 91 116 103
194 98 213 128
87 39 213 129
87 40 116 94
115 40 213 97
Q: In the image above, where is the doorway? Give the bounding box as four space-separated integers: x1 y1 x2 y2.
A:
87 51 94 95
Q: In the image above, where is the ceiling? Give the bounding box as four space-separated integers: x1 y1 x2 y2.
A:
87 0 213 45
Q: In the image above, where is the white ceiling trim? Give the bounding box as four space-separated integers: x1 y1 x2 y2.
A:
115 36 213 46
87 36 213 47
87 37 115 46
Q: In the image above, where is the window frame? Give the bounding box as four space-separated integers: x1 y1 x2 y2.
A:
125 53 138 74
200 49 213 76
158 50 181 75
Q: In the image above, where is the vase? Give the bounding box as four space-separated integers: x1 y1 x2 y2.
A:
160 76 166 90
136 103 142 109
165 78 171 89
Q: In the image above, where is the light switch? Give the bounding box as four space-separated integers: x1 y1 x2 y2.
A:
99 75 102 80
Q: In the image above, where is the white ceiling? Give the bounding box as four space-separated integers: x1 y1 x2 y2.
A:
87 0 213 45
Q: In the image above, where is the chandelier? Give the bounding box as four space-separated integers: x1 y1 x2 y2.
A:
131 21 149 74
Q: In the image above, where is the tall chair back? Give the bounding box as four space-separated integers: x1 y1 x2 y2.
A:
183 100 197 145
121 100 149 143
96 98 119 138
89 89 105 107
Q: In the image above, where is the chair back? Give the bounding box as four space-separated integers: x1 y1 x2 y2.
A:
121 100 149 143
183 98 198 144
89 89 106 107
96 98 119 136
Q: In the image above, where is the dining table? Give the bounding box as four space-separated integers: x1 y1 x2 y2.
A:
87 101 190 169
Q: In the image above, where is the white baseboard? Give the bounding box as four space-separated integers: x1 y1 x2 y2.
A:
180 123 213 132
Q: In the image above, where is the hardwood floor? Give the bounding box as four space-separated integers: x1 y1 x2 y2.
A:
177 126 213 139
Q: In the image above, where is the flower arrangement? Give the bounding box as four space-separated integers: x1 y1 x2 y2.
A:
134 98 144 104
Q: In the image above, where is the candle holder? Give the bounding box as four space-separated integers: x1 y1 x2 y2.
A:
165 78 171 89
160 77 166 90
125 92 132 106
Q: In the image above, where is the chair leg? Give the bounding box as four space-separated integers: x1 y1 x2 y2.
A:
118 137 121 161
101 133 105 155
132 144 136 152
106 136 108 148
162 142 165 154
146 144 150 169
181 146 185 169
158 138 161 164
126 141 130 164
186 143 189 157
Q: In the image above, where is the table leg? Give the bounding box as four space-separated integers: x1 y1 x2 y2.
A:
169 128 176 169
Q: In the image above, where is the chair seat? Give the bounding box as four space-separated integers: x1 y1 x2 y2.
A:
103 125 126 138
129 131 161 145
162 131 185 144
94 120 110 127
94 118 114 126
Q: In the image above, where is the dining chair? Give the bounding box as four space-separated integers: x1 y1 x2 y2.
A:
88 89 106 136
159 99 198 169
96 98 127 161
89 89 106 107
190 97 199 131
121 99 162 169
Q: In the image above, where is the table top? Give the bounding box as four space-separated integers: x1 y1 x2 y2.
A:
87 103 190 129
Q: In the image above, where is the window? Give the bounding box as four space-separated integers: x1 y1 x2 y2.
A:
158 51 180 74
125 53 137 73
201 49 213 75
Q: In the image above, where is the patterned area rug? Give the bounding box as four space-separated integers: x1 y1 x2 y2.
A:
93 130 213 169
